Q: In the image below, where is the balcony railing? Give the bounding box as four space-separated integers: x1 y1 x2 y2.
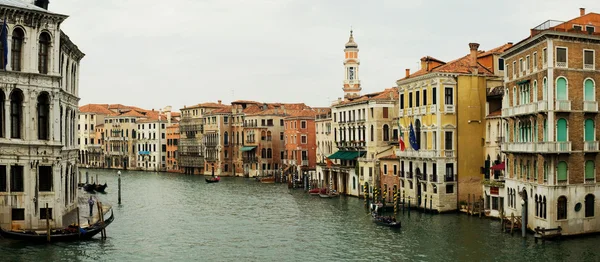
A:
513 103 537 116
444 105 455 113
398 171 404 178
584 101 598 112
584 64 594 70
406 108 413 115
555 100 571 111
430 173 438 183
536 100 548 112
443 150 454 158
429 105 437 113
501 108 511 117
444 174 457 182
537 141 572 153
407 172 413 179
395 149 436 158
501 142 536 153
584 141 599 152
301 160 309 166
556 61 567 68
398 109 404 116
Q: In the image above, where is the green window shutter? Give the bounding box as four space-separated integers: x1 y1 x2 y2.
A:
556 118 567 142
556 77 567 100
584 79 594 101
585 160 595 180
585 119 595 142
557 161 568 181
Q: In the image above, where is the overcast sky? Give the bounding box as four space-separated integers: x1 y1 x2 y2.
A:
51 0 597 111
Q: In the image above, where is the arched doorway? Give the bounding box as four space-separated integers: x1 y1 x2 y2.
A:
521 187 528 230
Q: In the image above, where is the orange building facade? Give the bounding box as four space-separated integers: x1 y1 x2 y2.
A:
166 123 182 173
283 110 318 177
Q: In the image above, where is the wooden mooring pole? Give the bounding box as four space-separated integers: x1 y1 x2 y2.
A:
46 203 51 243
76 207 81 239
118 171 122 205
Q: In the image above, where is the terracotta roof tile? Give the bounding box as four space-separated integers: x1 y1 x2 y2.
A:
487 110 502 117
379 154 399 160
79 104 115 115
477 43 514 58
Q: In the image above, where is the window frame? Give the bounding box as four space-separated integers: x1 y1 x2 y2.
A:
555 46 568 67
583 49 595 70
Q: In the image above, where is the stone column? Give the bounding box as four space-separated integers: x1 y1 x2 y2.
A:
4 96 9 138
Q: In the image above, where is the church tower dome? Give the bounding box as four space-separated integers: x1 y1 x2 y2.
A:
343 30 361 99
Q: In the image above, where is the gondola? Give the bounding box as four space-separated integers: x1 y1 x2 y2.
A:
205 176 220 183
83 183 96 193
371 212 401 228
0 210 115 242
95 183 108 193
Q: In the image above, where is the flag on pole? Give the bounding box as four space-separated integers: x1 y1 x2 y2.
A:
399 123 406 151
1 17 7 70
409 123 419 151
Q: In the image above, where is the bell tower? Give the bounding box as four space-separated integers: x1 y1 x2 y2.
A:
343 30 361 99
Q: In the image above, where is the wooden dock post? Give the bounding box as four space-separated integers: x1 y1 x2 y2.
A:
118 171 122 205
430 198 433 215
467 194 471 215
408 197 411 216
76 207 81 239
479 197 483 218
46 203 51 243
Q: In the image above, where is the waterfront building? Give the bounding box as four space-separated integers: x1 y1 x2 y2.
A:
315 108 333 187
396 43 506 212
179 102 227 175
321 31 399 197
501 9 600 235
482 86 506 217
0 0 84 230
135 118 167 172
78 104 115 168
166 123 182 173
283 108 323 181
378 154 401 203
103 109 142 169
231 100 263 176
202 104 234 176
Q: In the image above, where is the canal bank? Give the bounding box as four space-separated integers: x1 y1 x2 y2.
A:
1 169 599 261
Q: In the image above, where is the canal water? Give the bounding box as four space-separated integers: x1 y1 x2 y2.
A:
1 169 599 261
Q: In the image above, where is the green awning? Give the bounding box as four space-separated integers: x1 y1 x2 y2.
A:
327 151 365 160
240 146 257 152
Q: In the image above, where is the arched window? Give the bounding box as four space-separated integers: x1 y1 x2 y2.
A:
266 148 271 158
542 77 547 100
533 80 538 102
370 125 374 142
37 93 50 140
557 161 568 182
241 131 244 144
236 131 240 145
11 28 24 71
585 119 595 142
261 131 266 141
556 118 567 142
557 196 567 220
556 77 567 100
38 32 51 74
585 160 595 181
261 148 266 158
585 194 595 218
383 124 389 141
542 196 547 219
224 132 229 145
0 90 4 138
584 79 595 101
513 86 517 106
267 131 272 141
535 194 539 217
10 89 23 139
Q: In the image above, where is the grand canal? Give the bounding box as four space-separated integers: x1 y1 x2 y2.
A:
1 169 599 261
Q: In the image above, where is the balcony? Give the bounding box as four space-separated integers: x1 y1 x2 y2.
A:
406 172 414 179
584 64 594 70
395 149 436 158
501 142 536 153
584 101 598 112
513 103 537 116
536 100 548 112
398 109 404 116
555 100 571 112
406 108 413 115
243 157 258 163
443 150 454 158
301 160 309 166
537 141 572 153
399 171 405 178
502 107 512 117
556 61 567 68
444 174 457 182
444 105 455 113
584 141 599 152
429 173 438 183
429 105 437 113
413 107 420 115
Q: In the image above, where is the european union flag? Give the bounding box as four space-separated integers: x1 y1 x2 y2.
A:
409 123 419 151
1 18 7 70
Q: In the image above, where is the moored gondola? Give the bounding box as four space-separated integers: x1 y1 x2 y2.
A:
371 212 401 228
205 176 220 183
95 183 108 193
0 209 115 242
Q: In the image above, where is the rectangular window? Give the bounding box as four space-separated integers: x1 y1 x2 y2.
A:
280 119 284 126
512 61 516 75
415 91 420 107
498 58 504 70
445 131 453 150
333 113 336 122
0 165 6 192
444 88 453 105
301 121 306 129
11 208 24 220
519 58 523 72
573 24 583 31
526 55 530 70
10 165 24 192
38 166 52 192
301 135 307 144
423 89 427 106
543 48 547 65
408 93 413 107
446 184 454 194
533 52 537 69
586 26 595 34
584 50 594 68
556 47 567 66
370 108 373 118
162 144 167 152
432 88 437 105
393 165 397 176
40 208 53 220
383 107 389 118
400 94 405 109
383 164 388 175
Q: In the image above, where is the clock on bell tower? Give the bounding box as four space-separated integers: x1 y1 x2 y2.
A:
343 30 361 100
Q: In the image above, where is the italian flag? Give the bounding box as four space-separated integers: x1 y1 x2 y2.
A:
399 124 406 151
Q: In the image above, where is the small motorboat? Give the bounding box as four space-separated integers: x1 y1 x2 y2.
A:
0 209 115 242
319 189 340 198
259 176 275 184
205 176 220 183
308 188 321 196
371 212 401 228
95 183 108 193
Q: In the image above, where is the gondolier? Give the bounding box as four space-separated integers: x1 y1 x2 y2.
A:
88 196 95 217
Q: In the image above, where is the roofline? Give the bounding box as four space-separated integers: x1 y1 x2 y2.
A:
0 4 68 19
502 30 600 58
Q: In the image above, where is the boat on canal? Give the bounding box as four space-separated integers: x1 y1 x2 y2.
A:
371 212 400 228
0 208 115 243
95 183 108 193
308 188 322 196
259 176 275 184
319 189 339 198
205 176 221 183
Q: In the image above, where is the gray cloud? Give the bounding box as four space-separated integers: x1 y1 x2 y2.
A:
52 0 598 111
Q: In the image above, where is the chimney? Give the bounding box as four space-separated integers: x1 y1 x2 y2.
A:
469 43 480 74
34 0 49 10
580 8 585 16
218 100 222 105
405 69 410 78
